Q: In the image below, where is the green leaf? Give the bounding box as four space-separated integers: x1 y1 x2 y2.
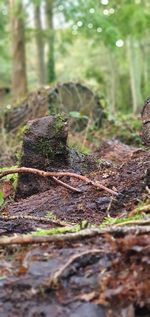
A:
69 111 88 120
0 191 4 207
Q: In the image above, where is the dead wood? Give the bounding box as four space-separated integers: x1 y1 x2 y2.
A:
0 167 118 196
0 226 149 246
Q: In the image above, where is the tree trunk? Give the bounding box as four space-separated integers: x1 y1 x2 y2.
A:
9 0 28 100
45 0 56 83
127 37 142 113
106 48 117 119
34 2 45 86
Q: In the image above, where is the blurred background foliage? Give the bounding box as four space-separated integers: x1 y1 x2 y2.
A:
0 0 150 157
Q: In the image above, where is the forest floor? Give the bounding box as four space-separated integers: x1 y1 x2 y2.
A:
0 139 150 317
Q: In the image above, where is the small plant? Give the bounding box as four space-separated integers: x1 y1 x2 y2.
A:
0 166 18 190
46 211 60 222
69 111 88 121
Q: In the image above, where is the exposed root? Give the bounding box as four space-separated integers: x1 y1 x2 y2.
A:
0 167 118 196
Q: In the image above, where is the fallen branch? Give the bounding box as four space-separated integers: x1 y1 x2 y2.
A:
0 226 149 246
0 167 118 196
0 215 71 227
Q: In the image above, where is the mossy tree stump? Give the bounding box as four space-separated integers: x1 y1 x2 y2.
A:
15 114 69 199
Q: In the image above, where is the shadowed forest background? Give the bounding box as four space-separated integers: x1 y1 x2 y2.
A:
1 0 150 158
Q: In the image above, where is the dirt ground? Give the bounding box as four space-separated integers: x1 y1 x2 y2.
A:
0 140 150 316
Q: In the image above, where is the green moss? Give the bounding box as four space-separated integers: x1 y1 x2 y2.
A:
20 124 29 136
55 141 66 154
36 137 54 158
32 223 80 236
32 220 89 236
54 113 66 134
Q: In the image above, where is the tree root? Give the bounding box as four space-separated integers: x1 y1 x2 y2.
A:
0 167 118 196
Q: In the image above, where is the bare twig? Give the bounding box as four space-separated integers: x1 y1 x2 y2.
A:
106 197 114 217
146 186 150 195
52 176 82 193
0 215 71 227
0 167 118 196
0 226 149 246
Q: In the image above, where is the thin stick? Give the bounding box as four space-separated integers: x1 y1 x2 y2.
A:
0 226 149 246
52 176 82 193
0 167 118 196
0 215 71 227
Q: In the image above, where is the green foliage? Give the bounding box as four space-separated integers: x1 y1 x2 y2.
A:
69 111 88 120
82 113 142 148
0 191 4 207
0 167 18 190
100 213 145 228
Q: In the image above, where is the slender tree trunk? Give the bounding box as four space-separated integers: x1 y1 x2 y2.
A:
34 2 45 86
45 0 56 83
106 48 117 119
140 36 149 97
9 0 27 100
127 37 142 113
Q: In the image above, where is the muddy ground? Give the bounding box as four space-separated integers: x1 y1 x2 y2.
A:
0 140 150 316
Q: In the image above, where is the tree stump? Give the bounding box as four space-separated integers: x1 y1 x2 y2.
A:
15 115 69 199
